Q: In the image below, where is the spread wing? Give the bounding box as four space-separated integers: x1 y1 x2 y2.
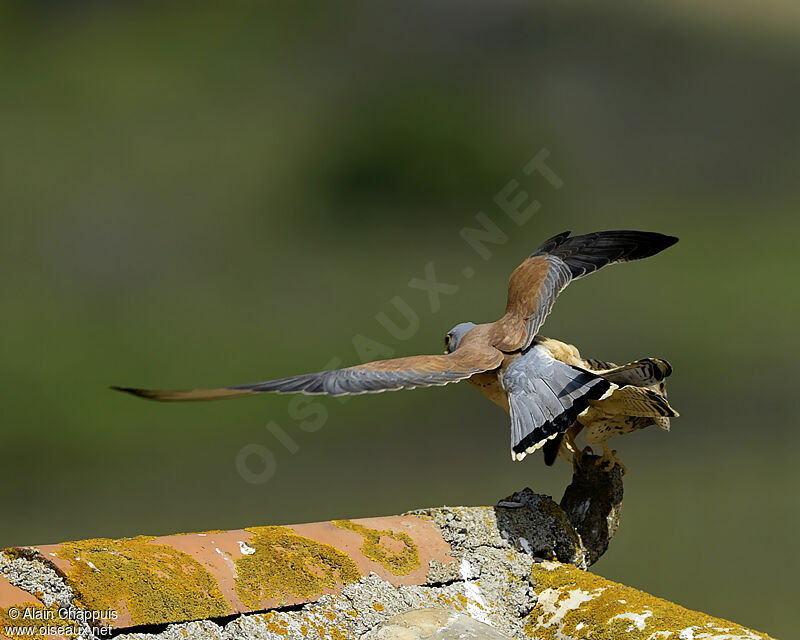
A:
590 358 672 387
589 358 677 431
112 344 503 401
592 386 678 418
489 230 678 352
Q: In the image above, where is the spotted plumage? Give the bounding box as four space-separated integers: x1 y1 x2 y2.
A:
535 337 678 470
113 229 678 465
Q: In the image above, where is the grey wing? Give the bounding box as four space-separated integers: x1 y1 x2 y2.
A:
501 345 614 461
518 257 574 350
112 349 503 402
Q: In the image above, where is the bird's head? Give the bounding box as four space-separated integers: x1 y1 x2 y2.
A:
444 322 477 353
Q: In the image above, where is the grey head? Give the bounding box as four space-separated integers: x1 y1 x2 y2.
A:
444 322 477 354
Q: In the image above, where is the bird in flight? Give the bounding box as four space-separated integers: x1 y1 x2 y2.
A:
113 230 678 465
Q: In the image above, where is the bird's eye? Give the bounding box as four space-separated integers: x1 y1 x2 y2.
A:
444 334 452 348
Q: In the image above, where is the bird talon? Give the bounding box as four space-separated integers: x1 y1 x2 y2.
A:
572 446 593 469
598 444 627 474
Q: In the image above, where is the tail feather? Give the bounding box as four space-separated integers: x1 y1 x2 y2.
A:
542 433 565 466
509 375 612 460
538 369 610 466
503 345 614 461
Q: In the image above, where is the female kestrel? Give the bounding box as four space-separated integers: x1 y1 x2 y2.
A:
518 336 677 470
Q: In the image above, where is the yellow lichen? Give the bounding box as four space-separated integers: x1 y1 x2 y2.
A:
439 592 468 610
173 530 227 536
372 602 385 612
329 627 348 640
331 520 420 575
526 563 771 639
234 526 361 610
55 536 229 626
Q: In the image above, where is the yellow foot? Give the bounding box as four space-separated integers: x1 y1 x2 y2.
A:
572 446 594 470
596 443 627 475
557 444 573 465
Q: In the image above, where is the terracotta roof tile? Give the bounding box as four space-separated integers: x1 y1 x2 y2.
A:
0 575 69 640
17 514 453 629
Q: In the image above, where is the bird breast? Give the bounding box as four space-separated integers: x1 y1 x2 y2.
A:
467 368 511 412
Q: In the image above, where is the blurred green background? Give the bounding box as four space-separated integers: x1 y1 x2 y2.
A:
1 1 799 637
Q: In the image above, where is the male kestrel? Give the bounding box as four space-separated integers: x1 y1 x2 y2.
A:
114 230 678 464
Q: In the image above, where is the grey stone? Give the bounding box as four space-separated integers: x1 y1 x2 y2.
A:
410 506 507 552
424 558 460 585
0 552 98 640
494 488 587 568
122 620 226 640
0 551 74 609
559 453 624 566
464 547 536 618
364 608 513 640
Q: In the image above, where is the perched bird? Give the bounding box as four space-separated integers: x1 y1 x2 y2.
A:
113 230 678 465
531 337 678 471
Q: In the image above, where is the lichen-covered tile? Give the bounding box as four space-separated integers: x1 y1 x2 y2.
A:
229 514 454 612
20 515 454 631
525 562 776 640
295 515 455 584
29 535 234 629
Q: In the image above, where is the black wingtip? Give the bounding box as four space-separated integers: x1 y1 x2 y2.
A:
629 231 679 262
534 229 678 262
110 385 158 400
533 230 572 255
602 229 677 242
657 233 680 250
